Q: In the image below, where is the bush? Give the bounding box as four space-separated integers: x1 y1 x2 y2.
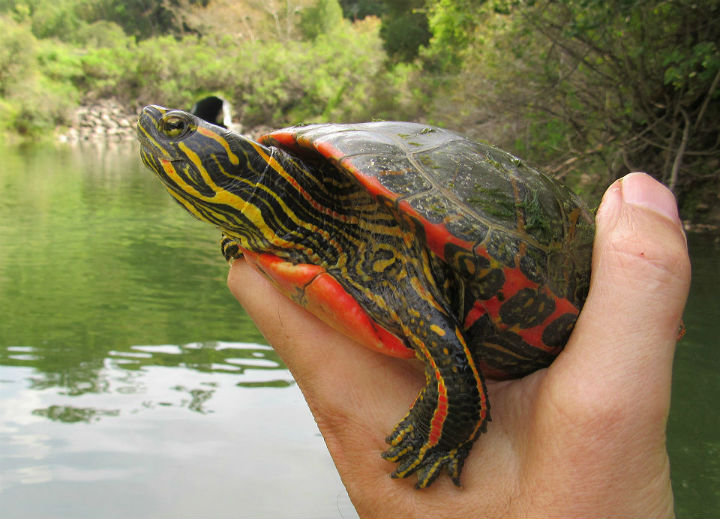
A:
423 0 720 206
0 15 79 138
0 2 425 137
69 15 423 128
0 15 36 96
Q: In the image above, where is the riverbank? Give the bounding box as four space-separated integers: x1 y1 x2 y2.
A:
57 99 138 143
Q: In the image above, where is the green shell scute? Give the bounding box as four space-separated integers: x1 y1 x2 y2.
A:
344 154 432 197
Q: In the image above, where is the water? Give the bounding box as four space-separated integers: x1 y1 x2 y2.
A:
0 142 718 517
669 232 720 517
0 142 356 518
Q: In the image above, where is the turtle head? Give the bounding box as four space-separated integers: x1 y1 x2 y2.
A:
137 105 275 245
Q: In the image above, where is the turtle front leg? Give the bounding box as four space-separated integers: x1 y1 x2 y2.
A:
382 317 490 488
221 234 243 262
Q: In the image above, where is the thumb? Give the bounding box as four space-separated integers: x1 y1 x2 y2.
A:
558 172 691 420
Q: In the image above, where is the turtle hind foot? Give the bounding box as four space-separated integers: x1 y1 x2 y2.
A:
382 428 471 489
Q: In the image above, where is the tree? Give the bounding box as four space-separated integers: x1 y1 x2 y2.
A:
425 0 720 208
378 0 431 62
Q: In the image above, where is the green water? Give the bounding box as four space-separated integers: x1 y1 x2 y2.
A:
0 142 355 518
0 142 718 517
669 232 720 517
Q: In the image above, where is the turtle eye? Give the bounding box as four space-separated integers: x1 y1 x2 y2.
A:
161 114 191 138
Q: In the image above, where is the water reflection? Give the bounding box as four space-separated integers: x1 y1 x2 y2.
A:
0 341 355 518
2 341 290 423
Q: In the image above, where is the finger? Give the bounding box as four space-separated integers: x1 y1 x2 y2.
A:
557 172 691 419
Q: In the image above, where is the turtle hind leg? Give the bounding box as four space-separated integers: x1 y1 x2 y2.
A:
221 234 243 262
381 319 490 488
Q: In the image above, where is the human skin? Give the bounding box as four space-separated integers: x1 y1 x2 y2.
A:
227 172 690 518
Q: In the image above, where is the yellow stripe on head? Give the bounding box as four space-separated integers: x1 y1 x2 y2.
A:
137 123 172 159
197 126 240 166
166 146 248 212
161 159 205 200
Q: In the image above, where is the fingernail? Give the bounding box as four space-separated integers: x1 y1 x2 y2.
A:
620 172 682 226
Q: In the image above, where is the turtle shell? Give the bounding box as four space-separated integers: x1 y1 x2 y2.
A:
260 122 594 318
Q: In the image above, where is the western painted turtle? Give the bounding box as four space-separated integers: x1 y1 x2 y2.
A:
137 106 595 488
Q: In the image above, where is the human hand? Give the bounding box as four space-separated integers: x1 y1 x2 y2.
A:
227 172 690 518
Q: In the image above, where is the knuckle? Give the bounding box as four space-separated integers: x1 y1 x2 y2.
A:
602 210 690 284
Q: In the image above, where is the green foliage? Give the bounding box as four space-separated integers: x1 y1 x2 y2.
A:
0 15 36 96
0 0 207 40
26 1 81 38
378 0 431 63
299 0 345 40
380 10 430 62
223 19 399 125
51 14 416 128
425 0 486 69
0 15 78 137
73 20 128 47
1 1 424 137
93 0 185 39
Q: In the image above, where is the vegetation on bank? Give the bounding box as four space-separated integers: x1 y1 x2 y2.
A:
0 0 718 219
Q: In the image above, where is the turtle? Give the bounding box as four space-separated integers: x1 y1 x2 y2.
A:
137 105 595 489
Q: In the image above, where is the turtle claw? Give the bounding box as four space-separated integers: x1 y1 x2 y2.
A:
383 440 469 489
220 234 243 262
382 420 472 489
412 449 465 489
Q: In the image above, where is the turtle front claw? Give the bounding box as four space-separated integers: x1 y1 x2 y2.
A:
221 234 243 262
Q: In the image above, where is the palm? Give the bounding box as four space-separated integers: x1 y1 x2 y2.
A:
227 171 689 518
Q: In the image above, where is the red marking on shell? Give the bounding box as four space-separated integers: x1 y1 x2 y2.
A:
260 130 296 149
261 129 346 165
514 290 578 353
502 264 538 294
315 140 344 160
463 259 580 352
243 250 413 359
484 296 504 322
463 301 487 330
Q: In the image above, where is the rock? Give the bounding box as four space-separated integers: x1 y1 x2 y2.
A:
58 98 139 143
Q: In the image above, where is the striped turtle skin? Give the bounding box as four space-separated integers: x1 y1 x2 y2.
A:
137 106 594 488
